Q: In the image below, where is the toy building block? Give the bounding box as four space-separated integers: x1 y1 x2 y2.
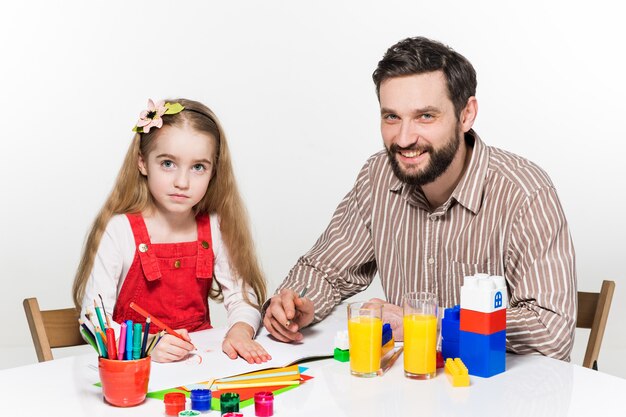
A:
442 305 461 360
459 330 505 377
436 350 444 369
460 308 506 335
445 358 470 387
381 323 395 358
460 275 508 313
334 347 350 362
334 330 349 362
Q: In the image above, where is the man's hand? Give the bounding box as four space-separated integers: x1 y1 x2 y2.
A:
368 298 404 341
263 289 314 343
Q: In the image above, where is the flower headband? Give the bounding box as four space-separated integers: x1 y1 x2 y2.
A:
132 99 185 133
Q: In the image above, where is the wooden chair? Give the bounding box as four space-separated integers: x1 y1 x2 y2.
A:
577 280 615 370
23 297 86 362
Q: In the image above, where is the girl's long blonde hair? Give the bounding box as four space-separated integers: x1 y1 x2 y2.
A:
72 99 267 310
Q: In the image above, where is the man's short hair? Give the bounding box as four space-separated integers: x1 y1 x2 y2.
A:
372 37 477 118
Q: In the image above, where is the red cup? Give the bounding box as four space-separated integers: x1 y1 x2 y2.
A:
98 356 151 407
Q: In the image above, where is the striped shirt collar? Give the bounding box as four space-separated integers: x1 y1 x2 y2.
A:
388 129 489 215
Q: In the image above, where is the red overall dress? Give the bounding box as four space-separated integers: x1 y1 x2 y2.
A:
112 213 214 333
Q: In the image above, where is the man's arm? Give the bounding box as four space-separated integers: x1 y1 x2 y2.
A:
264 160 378 341
505 186 577 360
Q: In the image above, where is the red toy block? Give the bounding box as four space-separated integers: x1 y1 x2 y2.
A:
460 308 505 335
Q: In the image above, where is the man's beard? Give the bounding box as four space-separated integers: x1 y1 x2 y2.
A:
386 130 461 186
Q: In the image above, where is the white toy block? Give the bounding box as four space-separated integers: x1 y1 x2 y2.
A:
460 274 508 313
334 330 349 350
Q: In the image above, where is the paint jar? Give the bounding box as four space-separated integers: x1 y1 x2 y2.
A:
190 389 212 413
164 392 187 416
254 391 274 417
220 392 240 415
98 356 150 407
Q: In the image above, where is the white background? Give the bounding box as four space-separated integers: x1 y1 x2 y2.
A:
1 1 624 378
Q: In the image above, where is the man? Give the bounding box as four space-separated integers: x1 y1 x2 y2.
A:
264 37 576 360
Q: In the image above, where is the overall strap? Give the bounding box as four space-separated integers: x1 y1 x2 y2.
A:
125 213 162 281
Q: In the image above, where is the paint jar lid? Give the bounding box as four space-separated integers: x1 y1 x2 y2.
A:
179 411 201 417
254 391 274 402
164 392 187 405
222 413 243 417
190 388 211 400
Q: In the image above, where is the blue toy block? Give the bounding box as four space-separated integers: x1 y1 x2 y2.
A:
442 305 461 341
382 323 393 346
459 330 506 378
442 339 460 361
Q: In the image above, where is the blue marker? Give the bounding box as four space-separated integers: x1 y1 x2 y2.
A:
125 320 134 360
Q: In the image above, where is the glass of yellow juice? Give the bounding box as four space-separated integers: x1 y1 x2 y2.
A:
403 292 438 379
347 301 383 377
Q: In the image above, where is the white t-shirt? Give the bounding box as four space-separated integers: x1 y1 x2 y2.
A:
80 214 261 333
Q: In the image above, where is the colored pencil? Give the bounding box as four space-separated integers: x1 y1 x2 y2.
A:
98 294 112 328
141 317 151 358
129 302 193 347
94 328 108 358
94 300 106 330
216 369 300 383
79 328 97 352
78 318 95 342
146 330 166 356
377 346 404 376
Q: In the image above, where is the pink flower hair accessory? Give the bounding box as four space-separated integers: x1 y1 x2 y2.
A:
132 99 185 133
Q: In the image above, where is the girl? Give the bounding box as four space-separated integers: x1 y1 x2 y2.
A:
72 98 270 364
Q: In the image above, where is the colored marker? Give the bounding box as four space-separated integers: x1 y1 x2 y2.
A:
129 302 194 348
125 320 134 360
141 317 151 358
118 322 127 360
133 323 143 360
106 328 117 360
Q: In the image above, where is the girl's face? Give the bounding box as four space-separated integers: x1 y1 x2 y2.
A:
138 124 217 218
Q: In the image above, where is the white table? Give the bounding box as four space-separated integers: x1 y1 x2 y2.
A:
0 345 624 416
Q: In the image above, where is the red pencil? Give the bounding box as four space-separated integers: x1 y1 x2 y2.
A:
129 302 194 348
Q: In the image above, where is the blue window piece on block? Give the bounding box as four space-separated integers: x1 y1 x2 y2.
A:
494 291 503 308
459 330 506 378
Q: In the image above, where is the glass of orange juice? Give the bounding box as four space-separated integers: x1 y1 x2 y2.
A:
347 301 383 377
403 292 438 379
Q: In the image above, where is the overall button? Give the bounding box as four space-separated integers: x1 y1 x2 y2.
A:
174 260 181 268
201 241 210 249
428 257 435 264
138 243 148 253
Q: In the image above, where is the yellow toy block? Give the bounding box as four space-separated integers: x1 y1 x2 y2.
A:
445 358 470 387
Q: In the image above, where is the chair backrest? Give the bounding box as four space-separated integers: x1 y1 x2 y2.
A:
23 297 86 362
576 280 615 370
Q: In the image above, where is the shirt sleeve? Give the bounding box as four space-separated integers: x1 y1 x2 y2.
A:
277 160 378 323
505 186 577 360
80 215 134 336
211 215 262 333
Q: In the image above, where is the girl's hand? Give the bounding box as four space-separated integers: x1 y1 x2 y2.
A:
223 322 272 364
150 329 195 363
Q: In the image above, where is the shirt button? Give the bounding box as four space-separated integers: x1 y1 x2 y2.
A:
138 243 148 253
201 241 210 249
428 257 435 264
174 260 181 268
